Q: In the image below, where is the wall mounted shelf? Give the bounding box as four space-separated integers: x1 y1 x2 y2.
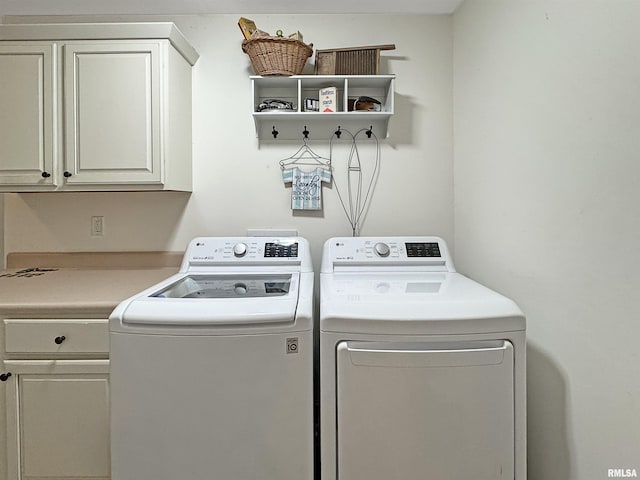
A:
251 75 395 141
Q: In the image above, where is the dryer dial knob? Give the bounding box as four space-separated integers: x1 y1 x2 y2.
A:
374 242 390 257
233 243 248 257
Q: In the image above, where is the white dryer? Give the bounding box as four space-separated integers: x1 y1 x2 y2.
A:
319 236 526 480
110 237 314 480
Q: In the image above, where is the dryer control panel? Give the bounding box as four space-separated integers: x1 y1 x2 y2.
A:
180 237 312 272
321 236 455 272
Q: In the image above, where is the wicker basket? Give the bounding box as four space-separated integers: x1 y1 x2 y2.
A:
242 37 313 76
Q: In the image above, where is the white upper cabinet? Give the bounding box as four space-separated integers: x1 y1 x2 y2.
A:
0 44 55 187
63 41 162 186
0 23 199 192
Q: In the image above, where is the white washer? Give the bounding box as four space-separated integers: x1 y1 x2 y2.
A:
320 236 526 480
110 236 314 480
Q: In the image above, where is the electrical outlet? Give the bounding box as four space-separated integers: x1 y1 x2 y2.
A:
91 216 105 236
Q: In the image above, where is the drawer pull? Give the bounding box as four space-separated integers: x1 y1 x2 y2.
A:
0 372 12 381
54 336 66 345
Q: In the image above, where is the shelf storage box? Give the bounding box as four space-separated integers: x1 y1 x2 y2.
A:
314 44 395 75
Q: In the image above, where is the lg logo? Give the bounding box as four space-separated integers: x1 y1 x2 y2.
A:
286 337 299 354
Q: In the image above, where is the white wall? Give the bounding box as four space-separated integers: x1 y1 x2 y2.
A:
454 1 640 478
2 14 454 270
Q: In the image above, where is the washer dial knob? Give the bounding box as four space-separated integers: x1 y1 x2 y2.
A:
234 283 248 295
374 242 391 257
233 243 248 257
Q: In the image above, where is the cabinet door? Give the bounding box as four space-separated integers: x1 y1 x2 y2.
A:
0 44 55 186
3 360 110 480
63 42 162 186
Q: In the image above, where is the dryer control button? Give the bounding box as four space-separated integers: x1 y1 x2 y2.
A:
233 243 248 257
374 242 390 257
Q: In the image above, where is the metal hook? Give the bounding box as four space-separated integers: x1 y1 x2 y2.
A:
303 126 310 140
366 126 373 138
272 126 279 139
335 126 342 139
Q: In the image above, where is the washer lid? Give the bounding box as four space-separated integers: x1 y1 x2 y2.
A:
151 274 292 299
118 273 300 326
320 272 525 335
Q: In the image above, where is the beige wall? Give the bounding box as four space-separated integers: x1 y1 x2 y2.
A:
454 1 640 478
1 14 454 271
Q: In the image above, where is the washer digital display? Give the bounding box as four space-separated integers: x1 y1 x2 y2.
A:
264 242 299 258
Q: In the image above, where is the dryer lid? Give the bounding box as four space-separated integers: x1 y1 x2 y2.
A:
320 272 525 335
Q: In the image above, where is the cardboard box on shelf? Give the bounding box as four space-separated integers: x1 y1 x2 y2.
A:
319 87 337 113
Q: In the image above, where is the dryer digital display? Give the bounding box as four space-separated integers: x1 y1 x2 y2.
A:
405 242 441 257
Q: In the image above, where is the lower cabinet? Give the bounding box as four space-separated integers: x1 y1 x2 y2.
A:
3 361 110 480
0 319 110 480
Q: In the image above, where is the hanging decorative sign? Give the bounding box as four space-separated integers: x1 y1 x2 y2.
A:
282 167 332 210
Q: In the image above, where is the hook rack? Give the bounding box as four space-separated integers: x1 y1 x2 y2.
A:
265 124 378 141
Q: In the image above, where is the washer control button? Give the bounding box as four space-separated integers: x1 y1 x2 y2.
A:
233 243 248 257
374 242 391 257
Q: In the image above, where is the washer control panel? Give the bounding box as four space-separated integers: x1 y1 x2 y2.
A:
182 237 307 271
322 236 454 272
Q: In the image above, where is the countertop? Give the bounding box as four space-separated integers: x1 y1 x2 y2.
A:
0 252 181 317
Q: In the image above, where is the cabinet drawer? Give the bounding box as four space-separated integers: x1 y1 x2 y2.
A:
3 319 108 354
